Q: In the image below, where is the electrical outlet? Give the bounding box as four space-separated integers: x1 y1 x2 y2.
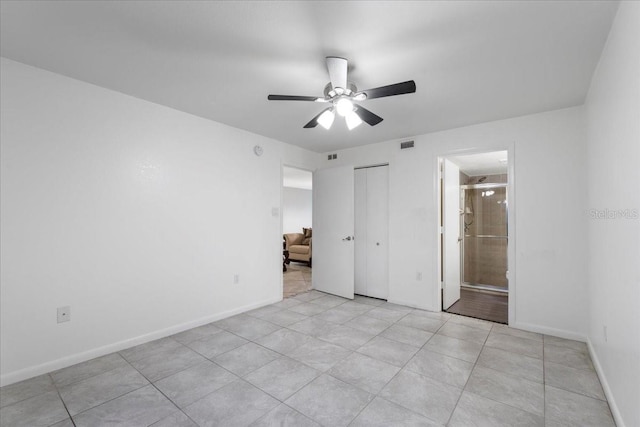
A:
57 306 71 323
416 272 422 281
233 274 239 284
603 325 608 342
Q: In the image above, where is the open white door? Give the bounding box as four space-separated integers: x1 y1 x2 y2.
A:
443 159 461 309
312 165 355 299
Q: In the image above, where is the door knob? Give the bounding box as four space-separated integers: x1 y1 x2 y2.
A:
342 236 353 241
376 242 380 246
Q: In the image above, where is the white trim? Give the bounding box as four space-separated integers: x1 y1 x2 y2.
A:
387 298 432 311
587 338 626 427
510 321 586 342
506 145 516 325
0 296 281 387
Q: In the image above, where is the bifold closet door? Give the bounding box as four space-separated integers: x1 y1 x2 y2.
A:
354 166 389 300
354 169 368 296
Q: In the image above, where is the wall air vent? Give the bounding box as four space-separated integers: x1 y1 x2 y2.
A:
400 141 415 149
327 153 338 160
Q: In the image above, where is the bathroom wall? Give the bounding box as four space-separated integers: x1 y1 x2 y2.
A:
462 174 507 185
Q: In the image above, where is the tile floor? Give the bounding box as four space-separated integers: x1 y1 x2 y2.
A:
283 263 312 297
0 291 615 427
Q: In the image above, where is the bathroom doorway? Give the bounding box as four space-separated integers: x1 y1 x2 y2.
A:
440 150 509 324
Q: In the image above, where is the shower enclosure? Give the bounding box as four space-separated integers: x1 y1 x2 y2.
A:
461 183 508 292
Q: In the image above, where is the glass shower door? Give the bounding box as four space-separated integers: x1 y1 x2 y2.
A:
462 184 508 291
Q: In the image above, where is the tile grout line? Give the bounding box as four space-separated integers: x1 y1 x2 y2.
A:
344 311 440 426
65 353 172 423
216 300 384 424
346 312 454 426
263 295 438 425
52 357 155 424
146 378 200 427
122 341 243 425
242 329 328 406
169 322 334 414
50 372 78 427
441 315 491 426
0 374 59 413
454 323 549 423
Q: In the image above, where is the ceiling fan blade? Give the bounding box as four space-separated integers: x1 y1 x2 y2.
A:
303 107 332 128
268 95 321 101
362 80 416 100
354 105 383 126
326 56 348 91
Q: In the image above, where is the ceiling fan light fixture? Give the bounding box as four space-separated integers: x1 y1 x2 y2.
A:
267 57 416 129
345 110 363 130
317 109 335 129
336 98 354 117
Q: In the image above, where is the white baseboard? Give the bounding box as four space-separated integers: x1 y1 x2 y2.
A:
386 297 435 312
0 296 281 387
509 321 587 342
587 338 625 427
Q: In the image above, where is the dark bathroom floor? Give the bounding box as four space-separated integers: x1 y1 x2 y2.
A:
446 288 508 324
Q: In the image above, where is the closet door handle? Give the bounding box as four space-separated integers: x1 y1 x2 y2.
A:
342 236 353 241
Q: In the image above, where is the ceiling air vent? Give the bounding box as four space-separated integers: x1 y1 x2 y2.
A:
400 141 415 149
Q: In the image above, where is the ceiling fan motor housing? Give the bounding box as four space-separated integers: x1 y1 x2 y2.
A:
323 82 358 99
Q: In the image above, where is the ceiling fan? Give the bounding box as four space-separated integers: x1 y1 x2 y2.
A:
268 57 416 130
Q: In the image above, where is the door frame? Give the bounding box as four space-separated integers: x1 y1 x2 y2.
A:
435 144 516 325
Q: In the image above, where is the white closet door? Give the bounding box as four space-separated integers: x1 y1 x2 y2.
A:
365 166 389 299
354 169 367 296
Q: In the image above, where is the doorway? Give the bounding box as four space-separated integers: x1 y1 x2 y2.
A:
439 151 510 324
282 166 313 298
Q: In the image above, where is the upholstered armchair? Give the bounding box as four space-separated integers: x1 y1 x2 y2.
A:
284 232 312 267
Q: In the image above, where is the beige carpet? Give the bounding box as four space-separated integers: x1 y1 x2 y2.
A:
283 262 312 297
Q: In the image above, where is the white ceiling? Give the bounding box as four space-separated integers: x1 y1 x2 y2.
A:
448 151 508 176
0 1 618 153
283 166 312 190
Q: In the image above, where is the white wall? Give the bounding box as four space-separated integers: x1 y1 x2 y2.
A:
585 2 640 426
0 58 319 385
283 187 312 234
323 106 588 339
